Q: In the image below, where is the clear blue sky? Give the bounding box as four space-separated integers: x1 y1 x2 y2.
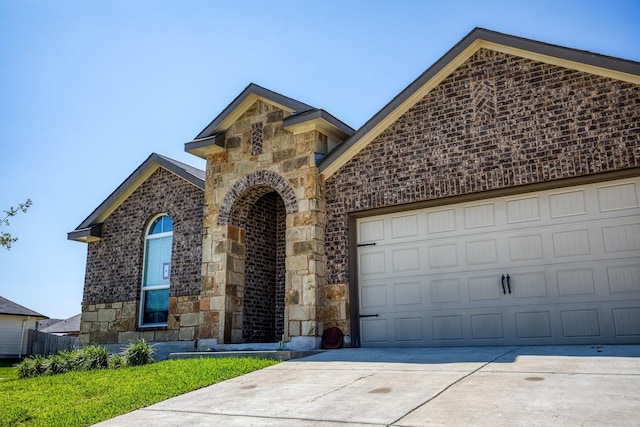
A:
1 0 639 320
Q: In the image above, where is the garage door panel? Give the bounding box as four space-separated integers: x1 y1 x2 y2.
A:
360 318 388 344
392 247 420 272
429 278 461 304
360 284 387 310
603 223 640 253
549 189 587 218
510 271 548 298
515 311 552 338
359 251 386 276
358 219 385 243
553 229 592 257
464 203 496 229
427 209 456 233
391 214 419 239
557 268 596 296
471 313 504 339
428 243 458 268
607 264 640 293
395 317 423 342
468 275 502 301
612 308 640 337
431 315 463 341
508 234 544 261
561 309 601 337
393 281 423 306
357 177 640 347
597 181 639 212
507 196 541 223
466 239 498 265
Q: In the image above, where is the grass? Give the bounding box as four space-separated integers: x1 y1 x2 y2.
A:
0 359 20 381
0 357 279 427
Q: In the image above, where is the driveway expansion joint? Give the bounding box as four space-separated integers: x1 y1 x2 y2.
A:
388 346 523 426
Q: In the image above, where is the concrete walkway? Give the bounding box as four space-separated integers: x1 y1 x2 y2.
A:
96 345 640 426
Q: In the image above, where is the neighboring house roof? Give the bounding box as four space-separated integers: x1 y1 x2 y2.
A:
0 296 46 318
38 318 62 329
39 314 81 335
318 27 640 178
185 83 354 159
68 153 205 242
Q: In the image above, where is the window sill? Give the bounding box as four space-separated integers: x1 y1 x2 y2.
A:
137 324 168 331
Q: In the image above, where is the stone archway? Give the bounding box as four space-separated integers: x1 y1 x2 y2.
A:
242 191 286 342
218 170 298 226
218 171 296 343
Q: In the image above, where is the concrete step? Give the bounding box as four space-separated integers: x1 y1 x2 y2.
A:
168 350 321 361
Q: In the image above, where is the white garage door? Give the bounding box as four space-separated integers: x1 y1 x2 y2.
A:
357 177 640 347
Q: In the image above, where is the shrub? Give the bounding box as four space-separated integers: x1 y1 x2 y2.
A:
123 340 154 367
78 345 109 371
15 355 46 379
108 354 125 369
43 353 70 375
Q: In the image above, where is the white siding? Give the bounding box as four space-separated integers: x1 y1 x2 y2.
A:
0 314 38 357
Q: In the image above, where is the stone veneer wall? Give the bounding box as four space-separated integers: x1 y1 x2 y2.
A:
79 168 204 345
199 99 327 346
324 48 640 334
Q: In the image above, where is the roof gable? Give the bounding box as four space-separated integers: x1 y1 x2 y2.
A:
185 83 356 159
0 296 46 317
319 28 640 178
185 83 315 158
68 153 205 242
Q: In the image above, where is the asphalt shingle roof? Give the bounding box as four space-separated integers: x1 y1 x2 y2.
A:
0 296 46 317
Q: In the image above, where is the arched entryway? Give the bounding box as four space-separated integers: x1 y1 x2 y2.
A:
221 171 298 344
242 191 286 342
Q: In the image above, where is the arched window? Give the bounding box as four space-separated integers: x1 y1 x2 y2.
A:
140 214 173 326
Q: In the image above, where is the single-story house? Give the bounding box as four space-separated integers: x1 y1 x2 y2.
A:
69 28 640 353
0 296 47 358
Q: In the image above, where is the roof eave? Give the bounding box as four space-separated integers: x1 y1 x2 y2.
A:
184 132 226 159
68 153 205 240
283 109 355 141
67 224 103 242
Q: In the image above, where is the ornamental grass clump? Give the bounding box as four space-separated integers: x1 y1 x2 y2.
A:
123 339 154 366
15 354 46 379
108 353 125 369
78 345 109 371
15 340 155 379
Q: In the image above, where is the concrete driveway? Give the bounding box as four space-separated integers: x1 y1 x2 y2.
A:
96 345 640 426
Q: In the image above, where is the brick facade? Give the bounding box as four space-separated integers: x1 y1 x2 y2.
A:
324 49 640 334
79 168 204 345
75 34 639 352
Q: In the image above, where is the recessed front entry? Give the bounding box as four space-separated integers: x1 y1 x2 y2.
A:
243 191 286 343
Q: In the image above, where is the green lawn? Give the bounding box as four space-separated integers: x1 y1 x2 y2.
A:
0 357 279 427
0 359 20 381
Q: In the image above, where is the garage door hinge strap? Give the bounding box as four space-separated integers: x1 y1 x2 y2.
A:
359 314 380 318
357 242 377 247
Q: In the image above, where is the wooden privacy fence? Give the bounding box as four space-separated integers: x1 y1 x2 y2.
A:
27 329 78 356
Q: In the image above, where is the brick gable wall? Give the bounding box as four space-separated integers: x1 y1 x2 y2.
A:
83 168 204 304
79 167 203 345
324 49 639 315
